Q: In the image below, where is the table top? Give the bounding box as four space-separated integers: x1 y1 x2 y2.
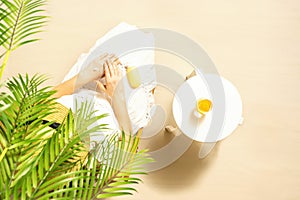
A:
172 74 243 142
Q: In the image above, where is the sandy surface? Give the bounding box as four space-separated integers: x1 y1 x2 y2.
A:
2 0 300 199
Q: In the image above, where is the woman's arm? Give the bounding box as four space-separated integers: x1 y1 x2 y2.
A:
53 53 112 99
52 75 79 98
96 60 133 133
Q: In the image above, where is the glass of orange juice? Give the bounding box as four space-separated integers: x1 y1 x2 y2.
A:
194 98 212 118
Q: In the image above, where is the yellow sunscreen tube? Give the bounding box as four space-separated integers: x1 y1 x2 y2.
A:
126 66 141 88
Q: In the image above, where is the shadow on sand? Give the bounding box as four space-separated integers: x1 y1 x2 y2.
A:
144 141 221 190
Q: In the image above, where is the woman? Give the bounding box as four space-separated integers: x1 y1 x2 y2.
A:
52 53 144 149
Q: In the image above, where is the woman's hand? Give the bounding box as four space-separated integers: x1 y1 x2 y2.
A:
96 59 123 98
76 53 111 88
97 60 132 133
53 53 120 98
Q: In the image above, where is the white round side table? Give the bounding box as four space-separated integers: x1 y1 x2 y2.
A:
172 74 243 158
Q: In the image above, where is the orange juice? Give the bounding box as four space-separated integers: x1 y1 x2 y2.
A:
196 99 212 114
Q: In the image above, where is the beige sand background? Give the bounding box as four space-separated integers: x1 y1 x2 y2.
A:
2 0 300 199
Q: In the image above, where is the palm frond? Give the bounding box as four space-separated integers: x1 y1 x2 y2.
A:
0 0 47 50
0 74 57 199
94 132 153 199
0 0 48 79
0 74 153 199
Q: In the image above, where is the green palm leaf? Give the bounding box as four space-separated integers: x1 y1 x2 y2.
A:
0 0 47 79
0 74 153 199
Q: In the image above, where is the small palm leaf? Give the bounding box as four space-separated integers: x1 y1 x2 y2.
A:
95 131 153 199
0 0 48 79
0 0 47 50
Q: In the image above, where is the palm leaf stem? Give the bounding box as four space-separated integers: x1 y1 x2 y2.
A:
0 49 10 79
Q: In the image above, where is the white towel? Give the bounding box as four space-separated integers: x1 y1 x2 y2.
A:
62 22 156 86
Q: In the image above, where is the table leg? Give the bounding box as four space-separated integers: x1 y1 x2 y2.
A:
198 142 216 159
165 125 181 136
